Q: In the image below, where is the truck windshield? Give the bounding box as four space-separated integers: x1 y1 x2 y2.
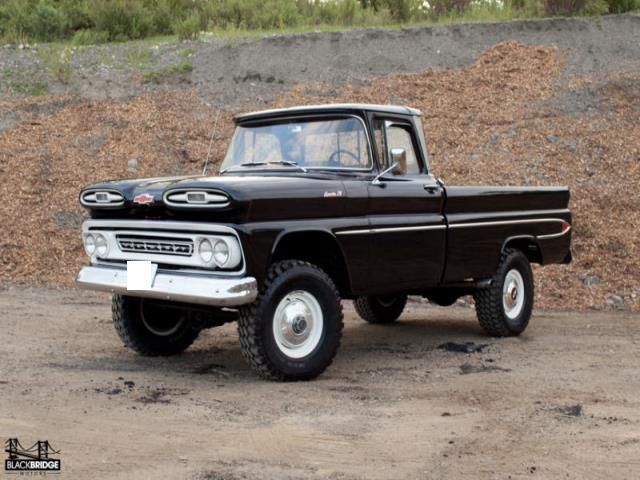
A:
221 117 371 172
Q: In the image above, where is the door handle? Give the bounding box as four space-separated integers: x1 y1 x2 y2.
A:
423 185 439 194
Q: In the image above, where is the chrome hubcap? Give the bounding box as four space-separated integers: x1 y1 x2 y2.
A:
502 269 525 320
273 290 323 359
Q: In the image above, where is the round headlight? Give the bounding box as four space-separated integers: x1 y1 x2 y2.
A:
95 234 109 257
213 239 230 267
84 234 96 256
198 239 214 263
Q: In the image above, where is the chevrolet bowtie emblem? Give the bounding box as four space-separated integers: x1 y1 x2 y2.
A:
133 193 154 205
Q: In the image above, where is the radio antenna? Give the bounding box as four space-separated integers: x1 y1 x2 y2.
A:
202 108 221 176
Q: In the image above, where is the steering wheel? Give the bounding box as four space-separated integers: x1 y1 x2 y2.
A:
328 149 360 167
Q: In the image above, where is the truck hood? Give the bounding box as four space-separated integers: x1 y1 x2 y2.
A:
80 173 353 222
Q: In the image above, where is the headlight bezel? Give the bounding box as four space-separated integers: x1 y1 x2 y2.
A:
83 232 110 258
198 238 214 264
196 235 241 270
95 233 109 258
84 233 96 256
213 238 230 267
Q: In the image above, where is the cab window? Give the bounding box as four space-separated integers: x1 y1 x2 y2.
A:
373 119 421 175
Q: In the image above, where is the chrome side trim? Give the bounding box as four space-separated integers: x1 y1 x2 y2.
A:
449 218 567 229
337 224 446 235
337 218 569 235
76 265 257 307
537 225 572 240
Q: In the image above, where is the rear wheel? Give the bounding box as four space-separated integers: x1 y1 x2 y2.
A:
427 291 459 307
473 249 534 337
354 294 407 324
112 295 199 356
238 260 343 381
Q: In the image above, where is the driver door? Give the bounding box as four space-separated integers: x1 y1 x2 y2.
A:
366 117 446 291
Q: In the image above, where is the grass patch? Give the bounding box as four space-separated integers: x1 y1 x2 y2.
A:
3 70 48 95
39 46 73 84
180 47 195 58
9 79 48 96
142 60 193 84
127 47 153 67
72 29 110 46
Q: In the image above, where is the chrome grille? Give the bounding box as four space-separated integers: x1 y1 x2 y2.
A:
116 235 194 257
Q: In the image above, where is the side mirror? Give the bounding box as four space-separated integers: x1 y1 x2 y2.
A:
390 148 407 176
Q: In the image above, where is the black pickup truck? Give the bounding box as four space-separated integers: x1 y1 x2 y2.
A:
77 104 572 380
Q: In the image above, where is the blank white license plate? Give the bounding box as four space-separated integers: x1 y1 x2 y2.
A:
126 261 158 291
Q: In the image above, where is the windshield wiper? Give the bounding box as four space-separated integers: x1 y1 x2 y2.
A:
221 161 307 174
220 162 267 173
267 161 307 172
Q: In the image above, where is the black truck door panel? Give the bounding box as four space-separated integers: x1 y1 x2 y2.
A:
364 117 446 291
366 179 446 290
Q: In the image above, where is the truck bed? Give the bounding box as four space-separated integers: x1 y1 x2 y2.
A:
442 186 571 283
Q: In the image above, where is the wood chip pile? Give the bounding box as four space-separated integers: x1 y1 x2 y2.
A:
1 41 637 311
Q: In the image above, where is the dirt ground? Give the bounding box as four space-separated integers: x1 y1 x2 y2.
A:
1 287 638 479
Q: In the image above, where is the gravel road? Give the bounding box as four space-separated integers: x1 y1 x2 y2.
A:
1 288 638 479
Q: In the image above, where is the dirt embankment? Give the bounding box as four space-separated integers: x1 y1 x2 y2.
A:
0 15 639 311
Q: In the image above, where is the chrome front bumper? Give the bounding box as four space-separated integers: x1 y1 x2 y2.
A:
76 265 258 307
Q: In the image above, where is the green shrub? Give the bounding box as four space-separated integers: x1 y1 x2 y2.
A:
0 0 634 45
28 0 67 41
204 0 303 30
544 0 586 14
57 0 93 32
582 0 609 13
431 0 473 17
72 29 110 45
149 0 191 35
606 0 640 11
507 0 545 16
172 12 201 40
88 0 152 41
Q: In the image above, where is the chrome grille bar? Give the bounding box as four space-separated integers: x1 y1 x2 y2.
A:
116 235 194 257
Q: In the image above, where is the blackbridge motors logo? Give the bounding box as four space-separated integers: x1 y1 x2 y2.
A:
4 438 61 473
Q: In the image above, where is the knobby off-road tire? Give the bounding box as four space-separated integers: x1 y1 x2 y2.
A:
354 294 408 324
112 295 199 356
473 249 534 337
238 260 344 381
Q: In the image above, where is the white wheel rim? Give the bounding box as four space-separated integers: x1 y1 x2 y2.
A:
273 290 324 359
503 269 525 321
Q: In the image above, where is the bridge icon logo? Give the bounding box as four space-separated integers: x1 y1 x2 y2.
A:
5 438 61 473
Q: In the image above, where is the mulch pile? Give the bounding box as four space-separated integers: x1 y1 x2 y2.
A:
1 41 638 311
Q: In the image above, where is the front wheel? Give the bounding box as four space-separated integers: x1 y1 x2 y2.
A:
112 295 200 356
238 260 344 381
473 249 534 337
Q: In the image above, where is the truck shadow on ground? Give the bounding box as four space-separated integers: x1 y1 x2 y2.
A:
56 312 511 382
